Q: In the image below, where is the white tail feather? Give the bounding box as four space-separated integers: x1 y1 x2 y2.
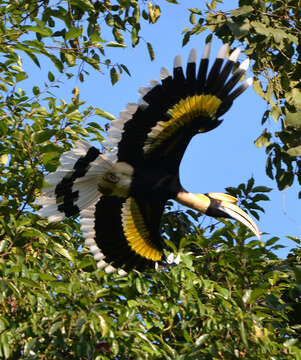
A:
39 140 112 221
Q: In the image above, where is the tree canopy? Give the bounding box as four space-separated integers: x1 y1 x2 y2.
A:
0 0 300 359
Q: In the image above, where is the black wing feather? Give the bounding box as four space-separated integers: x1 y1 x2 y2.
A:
116 44 250 173
94 196 166 272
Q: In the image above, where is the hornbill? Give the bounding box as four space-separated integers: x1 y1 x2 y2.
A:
39 42 260 275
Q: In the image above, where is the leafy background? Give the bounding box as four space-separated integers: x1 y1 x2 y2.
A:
0 0 300 358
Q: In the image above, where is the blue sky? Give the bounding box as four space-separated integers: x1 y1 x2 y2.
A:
22 1 301 257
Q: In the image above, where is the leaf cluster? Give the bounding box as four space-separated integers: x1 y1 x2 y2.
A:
0 0 164 85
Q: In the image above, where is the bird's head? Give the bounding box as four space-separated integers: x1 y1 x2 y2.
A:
176 191 260 239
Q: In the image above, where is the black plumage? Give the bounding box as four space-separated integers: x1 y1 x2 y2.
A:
39 42 260 275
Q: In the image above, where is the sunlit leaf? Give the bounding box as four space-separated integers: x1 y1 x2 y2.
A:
230 5 253 17
287 145 301 156
65 27 83 40
254 130 271 148
285 112 301 128
27 25 53 37
110 67 120 85
106 42 126 48
147 42 155 61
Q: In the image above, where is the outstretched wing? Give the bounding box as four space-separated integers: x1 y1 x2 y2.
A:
81 195 166 273
103 43 252 173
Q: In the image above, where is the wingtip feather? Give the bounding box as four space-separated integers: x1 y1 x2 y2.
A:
173 54 182 68
239 58 250 71
160 66 171 80
217 43 229 59
188 48 197 63
202 42 211 59
229 47 241 62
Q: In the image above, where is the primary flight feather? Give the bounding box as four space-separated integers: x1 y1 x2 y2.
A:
39 42 260 275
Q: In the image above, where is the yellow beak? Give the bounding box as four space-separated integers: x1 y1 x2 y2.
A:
207 193 261 240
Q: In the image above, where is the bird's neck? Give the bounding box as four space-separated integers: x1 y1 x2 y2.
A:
175 190 210 213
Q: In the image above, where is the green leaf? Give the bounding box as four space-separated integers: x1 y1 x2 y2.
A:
105 13 114 27
53 242 74 262
94 108 115 120
19 278 40 289
227 19 250 38
70 0 95 12
0 83 7 91
46 53 64 72
195 334 209 346
39 273 57 281
0 154 8 165
113 28 124 44
277 171 294 190
250 210 259 220
251 194 270 201
231 5 253 17
286 236 301 245
253 79 264 97
239 320 249 348
136 277 143 293
32 86 40 95
182 32 191 47
265 237 279 246
39 143 63 154
98 314 108 337
34 129 57 143
147 42 155 61
148 3 161 23
48 71 55 82
131 27 139 47
246 177 255 192
106 42 126 48
110 68 120 85
1 333 12 358
270 105 281 121
251 21 271 37
27 25 52 37
188 8 202 15
272 28 287 43
291 88 301 110
21 228 45 238
49 321 63 335
90 31 106 43
120 64 131 76
189 13 196 25
287 145 301 156
254 129 271 148
65 27 83 40
252 186 272 193
285 112 301 128
49 281 71 294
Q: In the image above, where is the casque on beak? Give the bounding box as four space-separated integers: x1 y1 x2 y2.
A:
175 191 261 240
205 193 261 240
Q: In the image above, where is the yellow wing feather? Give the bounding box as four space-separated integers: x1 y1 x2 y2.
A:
121 197 162 261
143 94 222 154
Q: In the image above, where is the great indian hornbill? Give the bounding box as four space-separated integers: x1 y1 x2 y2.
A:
39 42 260 275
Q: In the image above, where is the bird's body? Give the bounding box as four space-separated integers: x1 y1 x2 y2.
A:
39 42 260 275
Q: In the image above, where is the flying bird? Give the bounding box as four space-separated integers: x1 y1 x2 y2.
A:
39 42 260 275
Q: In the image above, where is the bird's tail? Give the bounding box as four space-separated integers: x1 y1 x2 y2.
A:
38 140 112 222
